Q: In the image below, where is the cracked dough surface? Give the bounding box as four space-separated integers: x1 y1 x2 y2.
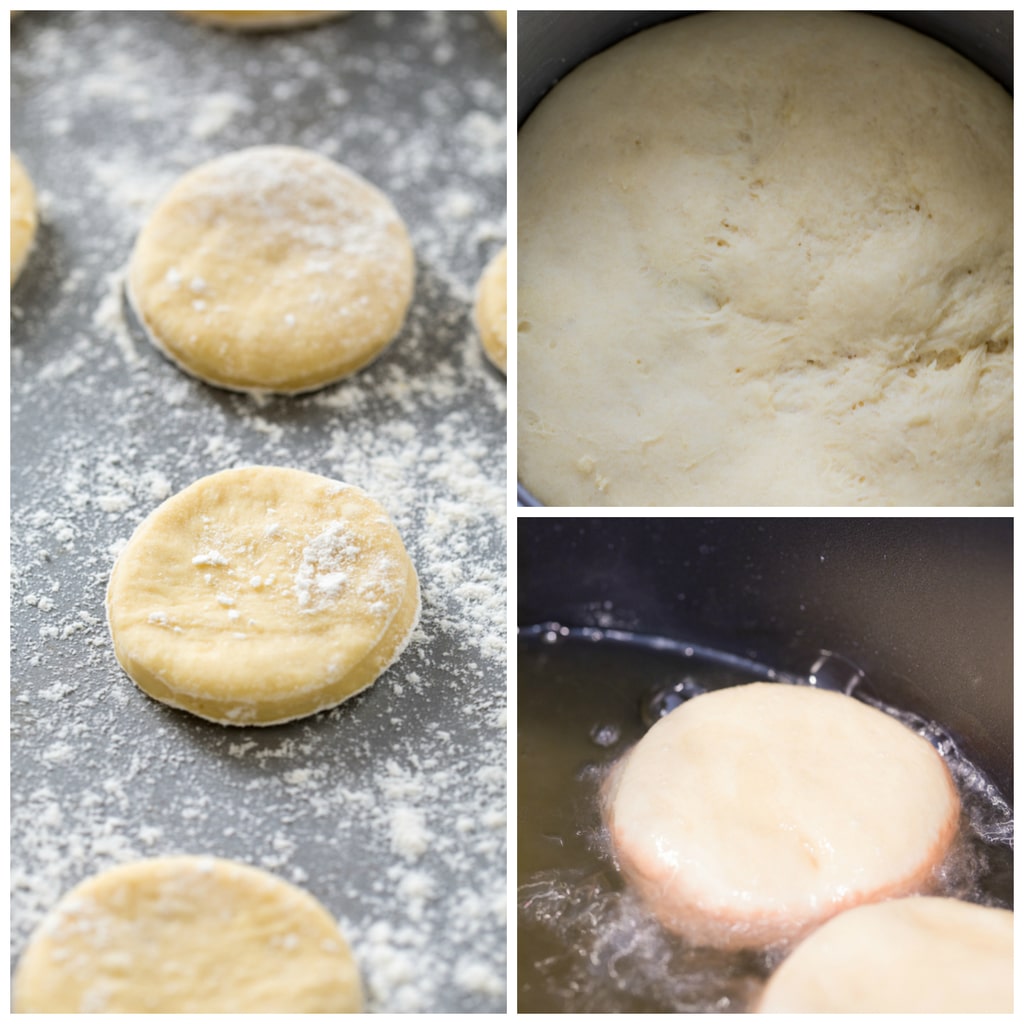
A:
519 12 1012 506
604 683 960 949
757 896 1012 1013
475 245 507 373
11 153 37 286
184 11 348 30
128 145 414 394
106 465 420 726
13 856 363 1013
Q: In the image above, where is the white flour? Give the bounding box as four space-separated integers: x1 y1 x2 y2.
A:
12 11 506 1013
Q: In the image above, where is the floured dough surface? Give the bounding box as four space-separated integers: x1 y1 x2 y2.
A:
475 245 507 373
184 11 347 31
128 145 414 394
519 13 1012 506
106 465 420 726
13 856 363 1013
11 153 37 286
757 896 1012 1013
604 683 960 949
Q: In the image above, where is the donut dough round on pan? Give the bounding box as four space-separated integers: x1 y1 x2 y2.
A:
518 13 1012 506
756 896 1012 1013
106 466 420 726
475 245 507 373
128 146 414 394
13 856 363 1013
603 683 959 949
11 154 37 286
183 11 347 30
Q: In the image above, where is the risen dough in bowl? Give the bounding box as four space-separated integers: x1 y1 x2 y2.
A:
518 13 1012 506
106 466 420 726
603 683 960 949
13 856 364 1013
128 146 414 394
756 896 1012 1013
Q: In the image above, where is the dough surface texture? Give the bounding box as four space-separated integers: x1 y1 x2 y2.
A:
475 245 507 373
128 145 414 393
13 856 363 1013
756 896 1012 1013
184 11 347 30
11 153 37 286
106 465 420 726
519 12 1012 506
604 683 959 949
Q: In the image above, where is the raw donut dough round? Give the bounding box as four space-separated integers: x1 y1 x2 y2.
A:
756 896 1012 1013
488 11 507 35
603 683 959 949
128 146 414 394
106 466 420 726
11 153 37 286
475 245 507 373
519 13 1012 506
184 11 347 30
13 856 363 1013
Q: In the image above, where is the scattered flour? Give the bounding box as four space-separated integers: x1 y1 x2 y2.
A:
12 11 507 1014
189 90 253 140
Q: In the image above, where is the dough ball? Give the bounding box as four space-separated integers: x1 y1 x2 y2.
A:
183 11 347 31
519 13 1012 506
11 153 37 286
756 896 1012 1012
603 683 959 949
13 856 363 1013
475 245 507 373
106 466 420 726
488 11 507 35
128 146 415 394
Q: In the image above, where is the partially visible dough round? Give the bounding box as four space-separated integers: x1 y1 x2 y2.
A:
488 11 507 35
11 153 37 286
604 683 960 949
128 146 415 394
13 856 363 1013
475 245 507 373
106 466 420 726
184 11 347 30
757 896 1012 1013
519 13 1012 506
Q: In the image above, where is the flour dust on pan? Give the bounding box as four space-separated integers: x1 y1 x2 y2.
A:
12 11 506 1014
517 628 1013 1013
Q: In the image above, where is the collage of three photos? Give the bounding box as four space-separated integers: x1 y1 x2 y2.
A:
11 9 1013 1015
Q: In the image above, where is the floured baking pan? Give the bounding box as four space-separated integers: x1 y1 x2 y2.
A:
12 11 507 1013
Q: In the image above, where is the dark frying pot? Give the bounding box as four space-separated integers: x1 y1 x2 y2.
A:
517 517 1012 1011
518 517 1012 798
